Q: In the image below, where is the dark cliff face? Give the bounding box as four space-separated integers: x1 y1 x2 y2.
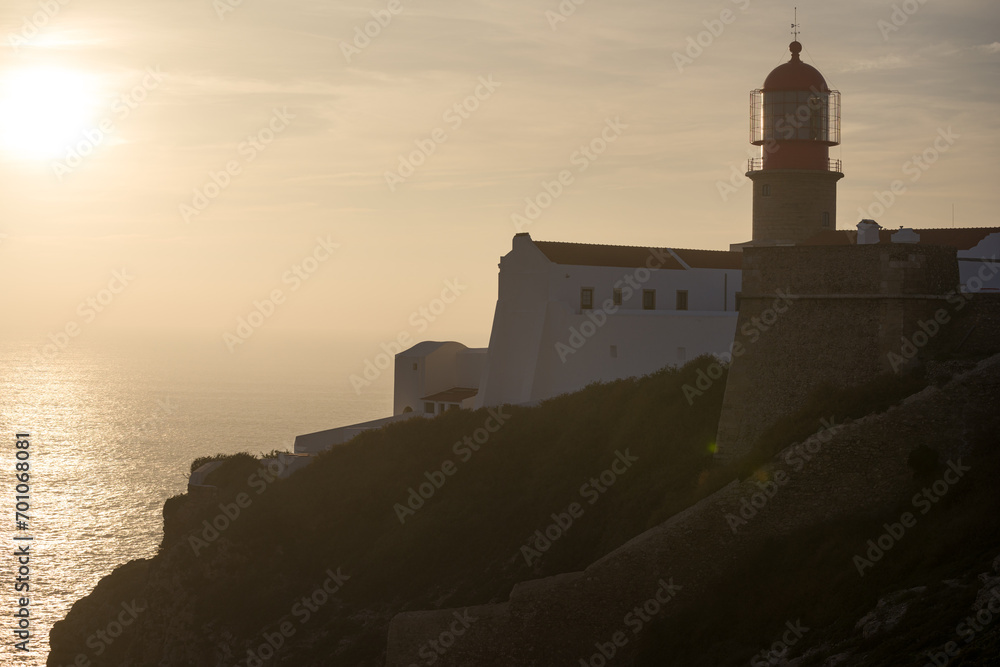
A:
48 359 732 666
48 354 1000 667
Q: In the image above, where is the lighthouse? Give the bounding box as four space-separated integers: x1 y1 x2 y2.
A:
746 40 843 245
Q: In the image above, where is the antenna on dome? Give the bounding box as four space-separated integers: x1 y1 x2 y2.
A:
791 7 800 41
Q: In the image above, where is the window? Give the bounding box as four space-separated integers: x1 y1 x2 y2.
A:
761 184 771 197
613 288 622 306
822 211 831 228
762 90 831 142
447 403 460 411
610 345 618 359
676 290 689 311
424 402 435 415
581 288 594 310
642 290 656 310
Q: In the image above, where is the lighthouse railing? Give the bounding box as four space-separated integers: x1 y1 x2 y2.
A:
747 157 843 172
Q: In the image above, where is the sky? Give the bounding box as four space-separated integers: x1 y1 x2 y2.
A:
0 0 997 367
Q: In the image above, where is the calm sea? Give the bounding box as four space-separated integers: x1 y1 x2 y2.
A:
0 335 392 665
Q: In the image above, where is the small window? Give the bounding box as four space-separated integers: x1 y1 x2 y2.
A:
581 288 593 310
412 362 418 371
822 211 831 228
447 403 460 411
676 290 688 311
610 345 618 358
424 402 435 414
612 288 622 306
761 184 771 197
642 290 656 310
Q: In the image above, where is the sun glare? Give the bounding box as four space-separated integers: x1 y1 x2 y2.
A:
0 66 101 160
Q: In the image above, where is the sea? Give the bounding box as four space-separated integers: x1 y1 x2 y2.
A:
0 334 393 666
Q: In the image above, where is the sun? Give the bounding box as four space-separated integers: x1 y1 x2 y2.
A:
0 66 101 161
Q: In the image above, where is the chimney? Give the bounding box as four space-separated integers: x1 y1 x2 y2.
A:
891 227 921 244
857 219 882 245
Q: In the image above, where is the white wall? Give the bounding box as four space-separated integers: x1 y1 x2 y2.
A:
294 413 423 454
394 342 485 415
476 235 742 407
959 232 1000 292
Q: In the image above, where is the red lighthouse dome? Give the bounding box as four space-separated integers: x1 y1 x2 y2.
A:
763 42 829 92
749 40 841 170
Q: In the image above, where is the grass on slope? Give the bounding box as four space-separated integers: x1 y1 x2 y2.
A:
157 355 734 663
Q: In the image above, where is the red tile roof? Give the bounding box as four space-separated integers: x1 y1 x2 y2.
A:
532 240 742 270
420 387 479 403
803 227 1000 250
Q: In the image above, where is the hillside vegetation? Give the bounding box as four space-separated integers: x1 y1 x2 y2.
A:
49 356 733 666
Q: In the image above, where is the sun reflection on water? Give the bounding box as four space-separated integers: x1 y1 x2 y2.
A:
0 340 390 664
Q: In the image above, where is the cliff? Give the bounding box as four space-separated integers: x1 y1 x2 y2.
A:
48 359 732 666
48 352 1000 666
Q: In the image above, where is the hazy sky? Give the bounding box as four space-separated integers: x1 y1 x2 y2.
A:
0 0 997 355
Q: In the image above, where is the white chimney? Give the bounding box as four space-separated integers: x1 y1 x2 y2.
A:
857 219 882 245
891 227 921 244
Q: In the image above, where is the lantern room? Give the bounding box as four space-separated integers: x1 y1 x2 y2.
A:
749 41 842 172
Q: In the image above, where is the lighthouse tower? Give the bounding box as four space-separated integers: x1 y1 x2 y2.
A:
746 40 842 245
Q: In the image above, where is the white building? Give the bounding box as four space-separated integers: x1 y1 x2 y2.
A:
393 341 486 416
290 223 998 456
473 233 742 407
291 233 742 454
